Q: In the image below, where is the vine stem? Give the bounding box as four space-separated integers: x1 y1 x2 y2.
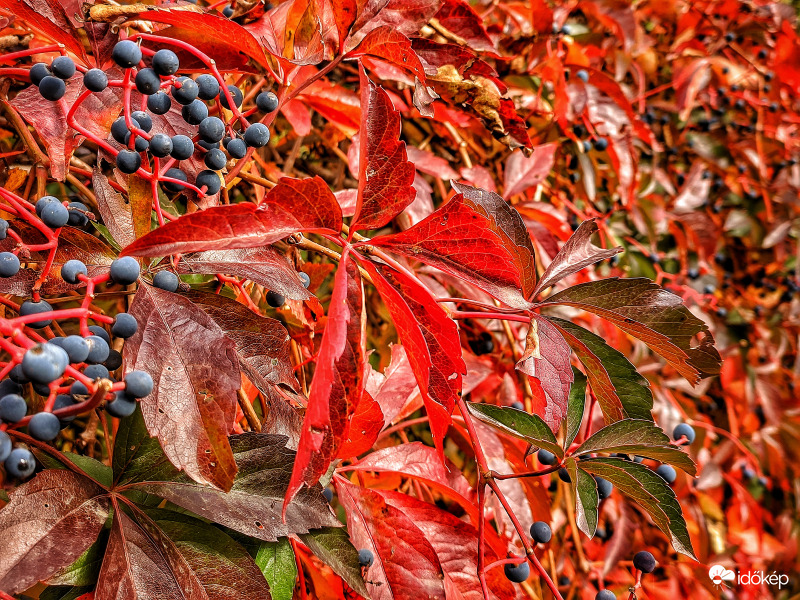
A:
451 310 531 324
456 397 564 600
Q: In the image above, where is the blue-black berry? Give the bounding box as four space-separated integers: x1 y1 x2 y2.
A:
51 56 76 80
149 133 173 158
196 170 221 195
88 325 110 344
22 343 69 384
106 391 137 418
0 431 10 462
112 313 138 338
112 40 142 69
125 371 153 398
530 521 552 544
83 364 110 380
153 270 179 292
596 590 616 600
116 149 142 174
152 49 180 76
256 91 279 112
162 168 188 192
538 449 557 465
62 335 90 363
655 464 677 484
196 74 219 100
199 116 225 143
266 290 285 308
85 335 110 364
226 137 247 159
170 135 194 160
110 256 140 285
83 68 108 92
172 77 199 105
204 148 227 171
147 91 172 114
29 63 51 86
20 299 54 328
633 551 656 573
5 447 35 478
504 560 530 583
357 548 374 567
244 123 270 148
219 85 243 109
131 111 152 132
135 67 161 95
0 394 27 423
67 202 89 227
61 259 87 284
672 423 696 445
39 76 66 101
595 476 613 499
0 252 20 278
182 99 208 125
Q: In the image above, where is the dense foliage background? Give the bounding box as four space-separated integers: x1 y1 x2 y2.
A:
0 0 798 598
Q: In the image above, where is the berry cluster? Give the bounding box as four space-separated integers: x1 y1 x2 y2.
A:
29 38 279 216
0 187 155 480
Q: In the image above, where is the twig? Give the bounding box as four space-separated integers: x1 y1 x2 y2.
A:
237 388 262 432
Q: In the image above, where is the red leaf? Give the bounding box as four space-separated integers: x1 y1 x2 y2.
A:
365 344 419 426
338 392 384 457
345 26 426 82
96 508 210 600
350 68 416 231
125 285 241 491
378 489 517 600
121 176 342 257
138 9 271 71
285 256 368 506
350 0 441 42
496 97 533 150
3 0 87 60
334 479 446 600
0 470 110 595
361 261 464 453
318 0 357 52
245 0 326 69
452 181 538 300
347 442 474 514
177 247 311 300
371 190 533 308
503 143 557 198
93 169 151 247
299 79 361 136
531 218 623 298
11 74 121 180
433 0 495 54
406 146 459 180
516 315 574 431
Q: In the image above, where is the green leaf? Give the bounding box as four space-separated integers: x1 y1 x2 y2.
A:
578 458 696 558
549 318 653 422
32 450 113 488
253 538 297 600
39 586 93 600
112 405 174 487
565 458 598 538
542 278 721 384
465 402 563 458
46 530 109 586
300 526 369 598
575 420 696 476
565 367 587 448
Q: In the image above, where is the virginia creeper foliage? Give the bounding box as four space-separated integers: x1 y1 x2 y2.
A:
0 0 797 598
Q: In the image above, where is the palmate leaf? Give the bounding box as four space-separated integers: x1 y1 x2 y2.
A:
299 527 369 598
574 419 697 476
549 317 653 422
577 458 696 558
253 538 297 600
465 402 564 458
541 278 722 384
565 458 599 538
286 255 373 507
565 367 587 448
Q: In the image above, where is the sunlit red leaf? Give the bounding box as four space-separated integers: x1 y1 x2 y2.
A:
334 479 446 600
350 68 416 231
433 0 495 54
285 256 368 506
361 261 464 454
121 176 342 257
504 142 557 198
3 0 87 60
345 26 426 82
371 188 533 308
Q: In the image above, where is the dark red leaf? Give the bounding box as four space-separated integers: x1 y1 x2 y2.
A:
334 479 446 600
433 0 495 54
177 247 311 301
338 392 384 457
531 218 623 298
361 261 464 453
121 176 342 257
371 190 533 308
516 315 574 431
350 68 416 231
503 142 557 198
495 97 533 150
125 285 241 491
345 27 426 82
541 278 723 383
286 256 368 506
349 0 441 42
96 507 209 600
0 470 110 595
378 489 516 600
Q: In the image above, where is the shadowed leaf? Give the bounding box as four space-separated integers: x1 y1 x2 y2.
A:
566 458 599 538
299 527 369 598
465 402 563 457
